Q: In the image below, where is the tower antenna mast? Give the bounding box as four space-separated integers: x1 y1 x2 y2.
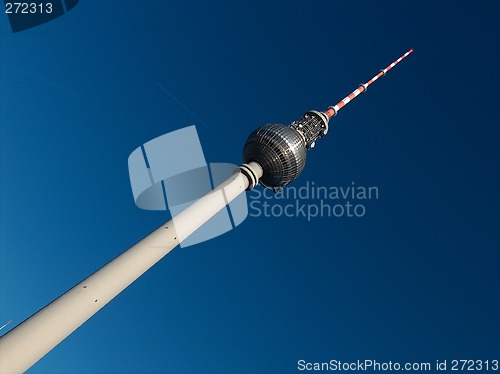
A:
325 48 414 118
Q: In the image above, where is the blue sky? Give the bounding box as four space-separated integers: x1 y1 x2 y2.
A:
1 1 499 373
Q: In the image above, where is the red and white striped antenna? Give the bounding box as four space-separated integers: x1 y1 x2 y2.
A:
324 48 414 118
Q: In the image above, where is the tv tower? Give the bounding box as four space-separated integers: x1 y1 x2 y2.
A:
0 49 413 373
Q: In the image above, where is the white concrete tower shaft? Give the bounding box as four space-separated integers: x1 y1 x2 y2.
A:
0 162 263 373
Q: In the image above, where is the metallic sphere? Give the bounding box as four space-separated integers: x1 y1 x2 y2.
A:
243 124 307 189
